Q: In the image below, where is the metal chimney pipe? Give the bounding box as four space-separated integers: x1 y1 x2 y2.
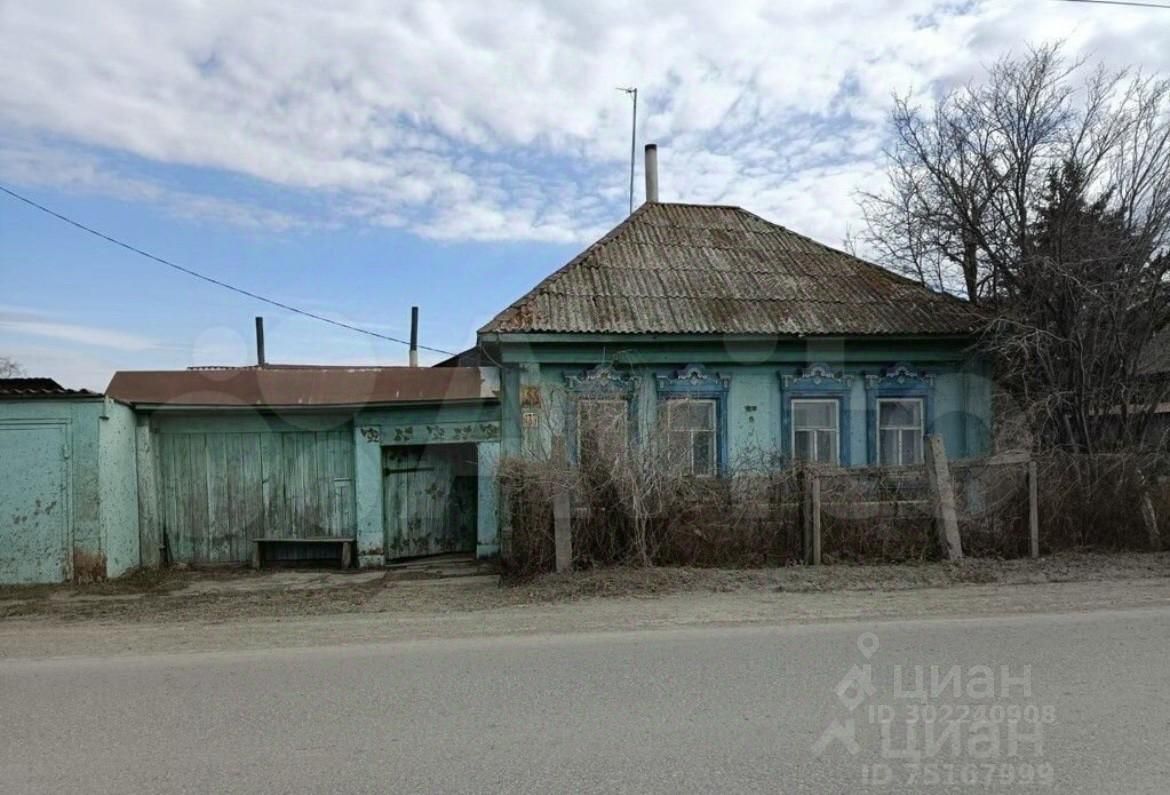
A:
254 317 266 367
644 143 659 203
409 306 419 367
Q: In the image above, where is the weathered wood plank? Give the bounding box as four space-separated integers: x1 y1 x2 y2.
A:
1028 460 1040 559
135 420 161 568
924 434 963 561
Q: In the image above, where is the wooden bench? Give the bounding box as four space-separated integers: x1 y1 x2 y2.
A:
251 537 355 569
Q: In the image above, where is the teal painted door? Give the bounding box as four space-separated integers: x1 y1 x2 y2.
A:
0 422 69 583
382 445 476 558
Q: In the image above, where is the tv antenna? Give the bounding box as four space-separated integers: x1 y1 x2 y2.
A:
617 87 637 214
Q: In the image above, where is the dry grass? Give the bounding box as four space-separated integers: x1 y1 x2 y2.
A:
4 552 1168 626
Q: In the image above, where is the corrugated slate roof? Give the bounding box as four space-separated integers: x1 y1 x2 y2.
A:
0 378 100 400
105 366 498 408
480 202 977 336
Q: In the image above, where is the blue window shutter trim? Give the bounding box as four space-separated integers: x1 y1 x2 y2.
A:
563 364 638 464
864 362 936 466
778 363 854 466
655 364 731 475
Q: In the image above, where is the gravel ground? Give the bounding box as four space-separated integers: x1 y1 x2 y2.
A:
1 551 1167 626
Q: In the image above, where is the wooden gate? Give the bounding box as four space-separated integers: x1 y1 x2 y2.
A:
0 421 70 583
382 444 476 559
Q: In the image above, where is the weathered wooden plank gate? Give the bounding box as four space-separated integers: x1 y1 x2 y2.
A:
382 443 477 558
155 423 355 564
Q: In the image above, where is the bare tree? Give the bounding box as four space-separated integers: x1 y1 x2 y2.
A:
0 356 25 378
860 44 1170 451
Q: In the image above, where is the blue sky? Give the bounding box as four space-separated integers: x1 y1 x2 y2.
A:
2 1 1168 389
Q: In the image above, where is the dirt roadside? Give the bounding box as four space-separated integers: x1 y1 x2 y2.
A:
2 552 1169 660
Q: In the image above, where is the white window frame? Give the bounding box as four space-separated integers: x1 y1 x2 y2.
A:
576 398 629 464
791 398 840 465
876 397 925 466
665 398 717 477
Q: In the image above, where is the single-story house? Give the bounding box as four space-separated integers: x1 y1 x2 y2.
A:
477 201 989 474
1 163 993 582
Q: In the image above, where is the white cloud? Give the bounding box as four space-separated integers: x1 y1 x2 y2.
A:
0 308 160 352
0 140 305 230
0 1 1167 246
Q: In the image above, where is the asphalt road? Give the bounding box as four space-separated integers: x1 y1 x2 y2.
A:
3 607 1170 794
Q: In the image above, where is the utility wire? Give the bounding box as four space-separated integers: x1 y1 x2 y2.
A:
1056 0 1170 9
0 184 457 356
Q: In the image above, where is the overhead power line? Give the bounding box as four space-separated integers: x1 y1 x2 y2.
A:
0 184 456 356
1057 0 1170 9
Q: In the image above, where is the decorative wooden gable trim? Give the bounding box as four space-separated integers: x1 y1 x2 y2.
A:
864 362 935 392
564 364 637 395
781 362 854 393
655 363 731 396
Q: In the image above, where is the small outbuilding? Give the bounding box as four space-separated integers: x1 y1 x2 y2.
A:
105 365 501 569
0 379 139 583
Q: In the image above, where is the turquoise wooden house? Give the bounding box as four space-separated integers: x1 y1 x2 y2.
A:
478 201 990 477
0 194 991 583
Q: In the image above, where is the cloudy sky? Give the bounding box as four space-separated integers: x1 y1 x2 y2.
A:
2 0 1169 389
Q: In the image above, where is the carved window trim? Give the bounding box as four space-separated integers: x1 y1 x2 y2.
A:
864 362 935 466
563 364 638 464
655 364 731 475
779 363 854 466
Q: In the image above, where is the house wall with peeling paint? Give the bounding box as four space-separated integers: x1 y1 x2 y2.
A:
0 397 139 583
99 401 140 578
493 336 992 472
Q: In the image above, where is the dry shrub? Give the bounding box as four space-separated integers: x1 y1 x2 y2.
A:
499 454 802 576
1034 450 1167 551
651 472 802 567
953 459 1030 558
500 442 1168 577
819 467 937 562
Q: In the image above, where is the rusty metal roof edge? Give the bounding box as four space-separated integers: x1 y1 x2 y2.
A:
130 396 498 412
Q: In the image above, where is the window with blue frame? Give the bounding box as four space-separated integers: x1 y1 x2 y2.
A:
792 399 840 464
563 364 636 467
877 397 924 466
780 363 854 466
865 363 935 467
655 364 730 476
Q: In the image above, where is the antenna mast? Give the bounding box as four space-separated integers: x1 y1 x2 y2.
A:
617 87 637 214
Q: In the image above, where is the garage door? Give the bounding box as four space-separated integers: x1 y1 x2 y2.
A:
0 422 70 583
